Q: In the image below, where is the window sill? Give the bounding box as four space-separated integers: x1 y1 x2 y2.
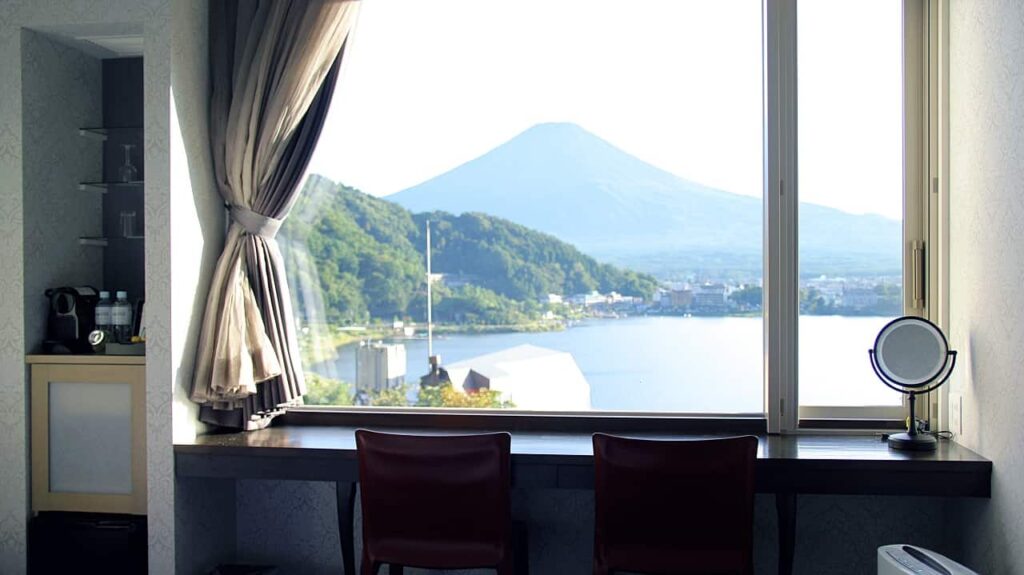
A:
280 406 768 434
799 418 905 431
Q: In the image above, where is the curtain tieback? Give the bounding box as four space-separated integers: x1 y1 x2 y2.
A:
229 205 282 239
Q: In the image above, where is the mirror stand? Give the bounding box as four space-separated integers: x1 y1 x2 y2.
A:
886 392 937 451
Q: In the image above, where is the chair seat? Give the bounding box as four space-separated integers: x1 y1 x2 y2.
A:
371 537 506 569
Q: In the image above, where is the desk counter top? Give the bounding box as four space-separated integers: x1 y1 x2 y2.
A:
175 425 991 497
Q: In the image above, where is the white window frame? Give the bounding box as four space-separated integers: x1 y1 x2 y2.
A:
292 0 949 432
765 0 946 431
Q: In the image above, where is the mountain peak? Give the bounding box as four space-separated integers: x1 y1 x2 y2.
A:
502 122 616 154
517 121 589 136
386 122 900 274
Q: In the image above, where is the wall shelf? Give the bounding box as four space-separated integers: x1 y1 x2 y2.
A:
79 236 144 247
77 126 143 142
78 181 143 193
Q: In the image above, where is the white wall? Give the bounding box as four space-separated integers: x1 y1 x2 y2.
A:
948 0 1024 573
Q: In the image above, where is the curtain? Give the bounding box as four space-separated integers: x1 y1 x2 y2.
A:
191 0 360 429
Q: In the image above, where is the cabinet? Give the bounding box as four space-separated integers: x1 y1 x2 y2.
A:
28 355 146 515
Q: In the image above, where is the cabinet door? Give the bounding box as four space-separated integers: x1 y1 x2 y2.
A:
31 363 146 514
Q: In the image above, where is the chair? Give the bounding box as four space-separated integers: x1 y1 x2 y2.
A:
591 433 759 575
355 429 520 575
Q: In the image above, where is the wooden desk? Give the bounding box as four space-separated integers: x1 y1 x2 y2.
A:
175 426 991 575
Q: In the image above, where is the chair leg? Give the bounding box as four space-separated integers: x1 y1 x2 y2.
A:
512 521 529 575
360 549 378 575
497 546 520 575
389 565 404 575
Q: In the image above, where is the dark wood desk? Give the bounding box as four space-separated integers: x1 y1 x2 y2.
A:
175 426 991 575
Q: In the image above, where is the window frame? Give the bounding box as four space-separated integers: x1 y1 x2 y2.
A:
288 0 946 433
787 0 942 429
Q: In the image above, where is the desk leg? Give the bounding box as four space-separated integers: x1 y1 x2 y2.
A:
337 481 357 575
776 492 796 575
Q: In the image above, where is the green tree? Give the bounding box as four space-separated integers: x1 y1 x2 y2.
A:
417 383 514 408
279 174 659 327
303 373 354 406
730 285 763 309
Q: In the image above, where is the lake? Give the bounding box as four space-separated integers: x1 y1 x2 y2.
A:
309 315 902 412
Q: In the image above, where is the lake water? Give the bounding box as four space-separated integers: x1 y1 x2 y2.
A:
310 315 902 412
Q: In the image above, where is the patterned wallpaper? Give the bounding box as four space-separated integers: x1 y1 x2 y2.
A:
231 480 955 575
949 1 1024 573
0 1 174 574
21 31 104 352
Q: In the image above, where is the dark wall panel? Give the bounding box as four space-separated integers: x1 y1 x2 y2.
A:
101 57 145 303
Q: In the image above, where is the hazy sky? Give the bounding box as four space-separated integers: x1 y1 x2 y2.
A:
306 0 904 221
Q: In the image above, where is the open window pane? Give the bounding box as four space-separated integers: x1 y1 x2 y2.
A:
281 0 764 412
797 0 905 409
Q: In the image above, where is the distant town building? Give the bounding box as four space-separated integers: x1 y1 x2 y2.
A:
693 283 728 313
841 287 879 310
668 288 694 308
569 291 607 307
805 276 845 302
356 341 407 394
391 320 416 337
542 293 564 305
446 344 591 410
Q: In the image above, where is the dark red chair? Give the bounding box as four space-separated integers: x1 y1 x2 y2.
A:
355 429 519 575
592 434 759 575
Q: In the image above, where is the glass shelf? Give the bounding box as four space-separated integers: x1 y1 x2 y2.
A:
78 126 143 142
79 236 144 248
78 181 144 193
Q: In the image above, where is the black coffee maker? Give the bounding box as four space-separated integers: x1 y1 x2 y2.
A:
43 286 99 354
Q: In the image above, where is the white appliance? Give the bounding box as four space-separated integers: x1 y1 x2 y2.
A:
878 545 978 575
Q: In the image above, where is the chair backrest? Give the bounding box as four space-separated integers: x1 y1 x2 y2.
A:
356 429 512 566
592 433 759 575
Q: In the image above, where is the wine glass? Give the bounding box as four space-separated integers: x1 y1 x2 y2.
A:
119 144 138 183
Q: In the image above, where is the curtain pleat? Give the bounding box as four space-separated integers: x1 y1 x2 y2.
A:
192 0 359 429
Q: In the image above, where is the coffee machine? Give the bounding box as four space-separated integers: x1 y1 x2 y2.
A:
43 286 99 354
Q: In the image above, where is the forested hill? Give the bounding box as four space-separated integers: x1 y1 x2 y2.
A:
279 174 659 325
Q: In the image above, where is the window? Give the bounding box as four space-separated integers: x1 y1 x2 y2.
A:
280 0 939 426
796 0 910 421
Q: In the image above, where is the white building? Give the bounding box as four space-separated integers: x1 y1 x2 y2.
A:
445 344 591 410
356 341 407 393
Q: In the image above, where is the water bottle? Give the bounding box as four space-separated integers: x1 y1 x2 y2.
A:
94 291 112 334
112 291 133 344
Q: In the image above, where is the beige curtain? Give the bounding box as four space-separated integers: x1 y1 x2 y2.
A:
191 0 360 429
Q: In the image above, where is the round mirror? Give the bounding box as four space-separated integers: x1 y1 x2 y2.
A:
869 316 956 451
873 316 949 388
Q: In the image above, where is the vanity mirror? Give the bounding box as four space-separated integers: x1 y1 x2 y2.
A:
869 316 957 451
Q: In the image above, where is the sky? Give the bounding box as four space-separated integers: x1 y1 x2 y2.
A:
306 0 904 221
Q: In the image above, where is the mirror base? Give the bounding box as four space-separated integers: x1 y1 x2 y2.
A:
888 432 937 451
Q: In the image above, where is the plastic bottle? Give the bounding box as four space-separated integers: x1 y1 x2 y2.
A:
94 291 112 335
111 291 133 344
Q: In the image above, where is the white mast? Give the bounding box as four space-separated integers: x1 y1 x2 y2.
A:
426 220 434 361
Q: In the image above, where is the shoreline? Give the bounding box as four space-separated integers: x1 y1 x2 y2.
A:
300 320 567 364
301 310 885 364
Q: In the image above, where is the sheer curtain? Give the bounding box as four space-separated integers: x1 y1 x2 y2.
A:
191 0 359 429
